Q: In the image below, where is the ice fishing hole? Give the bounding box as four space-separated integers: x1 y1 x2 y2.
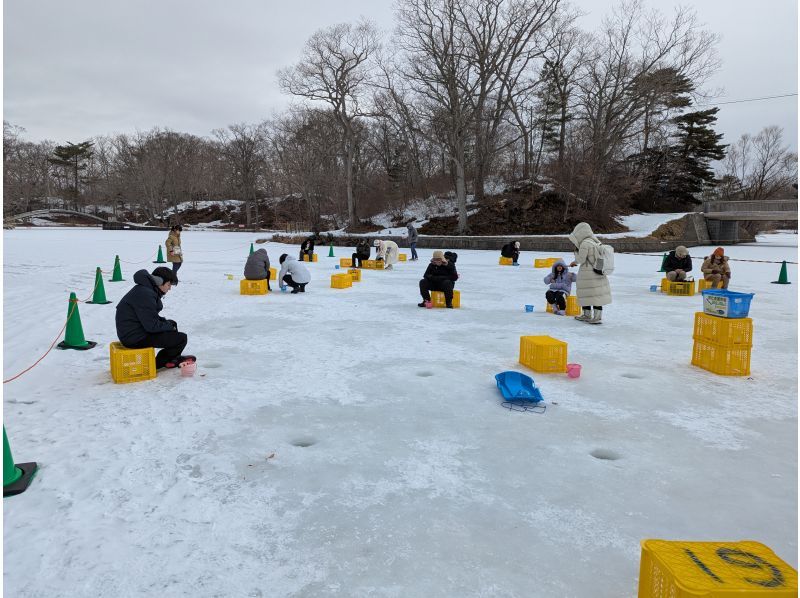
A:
591 449 621 461
416 371 434 377
620 373 644 380
291 437 316 448
203 362 222 369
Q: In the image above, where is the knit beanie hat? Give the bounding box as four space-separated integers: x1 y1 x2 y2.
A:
675 246 688 258
514 241 520 249
432 250 445 260
713 247 724 257
373 239 381 247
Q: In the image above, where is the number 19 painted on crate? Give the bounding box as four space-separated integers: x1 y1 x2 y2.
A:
639 539 797 597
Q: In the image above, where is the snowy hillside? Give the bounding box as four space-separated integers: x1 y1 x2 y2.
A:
3 229 797 597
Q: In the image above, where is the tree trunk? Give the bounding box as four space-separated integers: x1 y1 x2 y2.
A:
454 140 468 234
345 137 356 226
521 131 530 180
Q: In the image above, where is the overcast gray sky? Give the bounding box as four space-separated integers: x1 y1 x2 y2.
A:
4 0 798 152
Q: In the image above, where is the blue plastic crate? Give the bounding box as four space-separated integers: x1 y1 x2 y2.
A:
701 289 754 319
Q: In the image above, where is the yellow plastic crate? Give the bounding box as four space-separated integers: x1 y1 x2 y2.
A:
363 260 383 270
545 295 581 316
519 335 567 373
269 267 277 280
499 256 514 265
691 339 751 376
109 342 156 384
430 290 460 308
661 278 696 296
693 312 753 347
302 254 318 262
348 268 361 282
330 273 352 289
545 257 560 266
698 278 721 292
398 254 408 261
638 539 797 598
534 258 549 268
240 279 268 295
340 258 352 268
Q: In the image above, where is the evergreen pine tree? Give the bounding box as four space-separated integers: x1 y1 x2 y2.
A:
48 141 94 210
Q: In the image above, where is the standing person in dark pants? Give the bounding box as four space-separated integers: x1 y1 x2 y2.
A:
352 239 371 268
299 235 316 262
166 225 183 274
418 250 459 308
115 267 192 369
407 223 419 260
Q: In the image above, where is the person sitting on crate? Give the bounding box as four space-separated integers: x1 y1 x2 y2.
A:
418 250 459 308
664 246 692 282
278 254 311 293
352 238 371 268
115 267 193 369
243 247 271 291
299 235 316 262
374 239 400 270
543 260 577 315
501 241 520 264
701 247 731 289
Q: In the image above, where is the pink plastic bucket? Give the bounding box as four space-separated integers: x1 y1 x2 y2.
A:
566 363 581 379
425 301 433 309
179 360 197 377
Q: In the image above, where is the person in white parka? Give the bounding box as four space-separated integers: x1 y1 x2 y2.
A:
374 239 399 270
568 222 612 324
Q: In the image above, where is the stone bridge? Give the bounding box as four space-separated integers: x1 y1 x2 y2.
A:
703 199 797 243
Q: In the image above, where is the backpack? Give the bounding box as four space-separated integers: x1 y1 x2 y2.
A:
591 241 614 276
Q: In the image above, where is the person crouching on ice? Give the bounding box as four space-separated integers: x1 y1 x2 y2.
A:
418 250 459 308
544 260 576 315
115 267 193 369
501 240 520 264
374 239 400 270
278 254 311 293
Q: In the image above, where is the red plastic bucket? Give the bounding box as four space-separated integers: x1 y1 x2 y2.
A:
566 363 581 379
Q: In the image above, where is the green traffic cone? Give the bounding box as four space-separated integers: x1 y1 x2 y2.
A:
771 260 791 284
57 292 97 350
328 244 335 257
109 255 124 282
153 245 166 264
4 426 38 497
658 253 668 272
86 267 112 304
249 243 254 255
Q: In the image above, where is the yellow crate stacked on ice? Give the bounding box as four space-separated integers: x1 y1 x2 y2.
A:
691 312 753 376
499 256 514 266
638 539 797 597
534 258 549 268
240 279 269 295
362 260 383 269
519 335 567 373
302 254 318 262
697 278 719 292
269 267 277 280
348 268 361 282
330 273 352 289
545 295 581 316
661 278 696 296
430 290 460 308
398 254 408 261
109 342 156 384
339 258 352 268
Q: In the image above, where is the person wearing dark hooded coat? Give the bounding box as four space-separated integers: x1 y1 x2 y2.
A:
543 260 577 315
418 250 459 308
501 241 520 264
115 267 191 369
407 223 419 260
299 235 316 262
664 246 692 282
352 239 371 268
243 247 271 290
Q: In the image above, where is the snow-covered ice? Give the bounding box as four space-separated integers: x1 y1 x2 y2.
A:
3 229 797 597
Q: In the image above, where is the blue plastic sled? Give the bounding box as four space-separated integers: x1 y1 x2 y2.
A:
495 371 544 402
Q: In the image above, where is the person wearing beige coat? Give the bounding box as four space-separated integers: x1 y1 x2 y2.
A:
568 222 612 324
165 225 183 274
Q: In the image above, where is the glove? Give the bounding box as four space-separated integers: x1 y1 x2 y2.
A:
712 269 720 274
167 319 178 330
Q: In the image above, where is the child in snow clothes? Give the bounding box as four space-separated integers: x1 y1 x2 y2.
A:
166 225 183 274
352 239 371 268
568 222 611 324
374 239 400 269
701 247 731 289
664 246 692 282
278 254 311 293
501 241 520 264
407 223 419 260
115 267 191 369
299 235 315 262
418 250 459 308
543 260 576 315
244 247 271 290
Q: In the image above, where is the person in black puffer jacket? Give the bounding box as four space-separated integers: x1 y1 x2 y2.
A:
664 246 692 282
299 235 316 262
352 239 371 268
418 250 459 308
115 267 190 369
501 241 520 264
